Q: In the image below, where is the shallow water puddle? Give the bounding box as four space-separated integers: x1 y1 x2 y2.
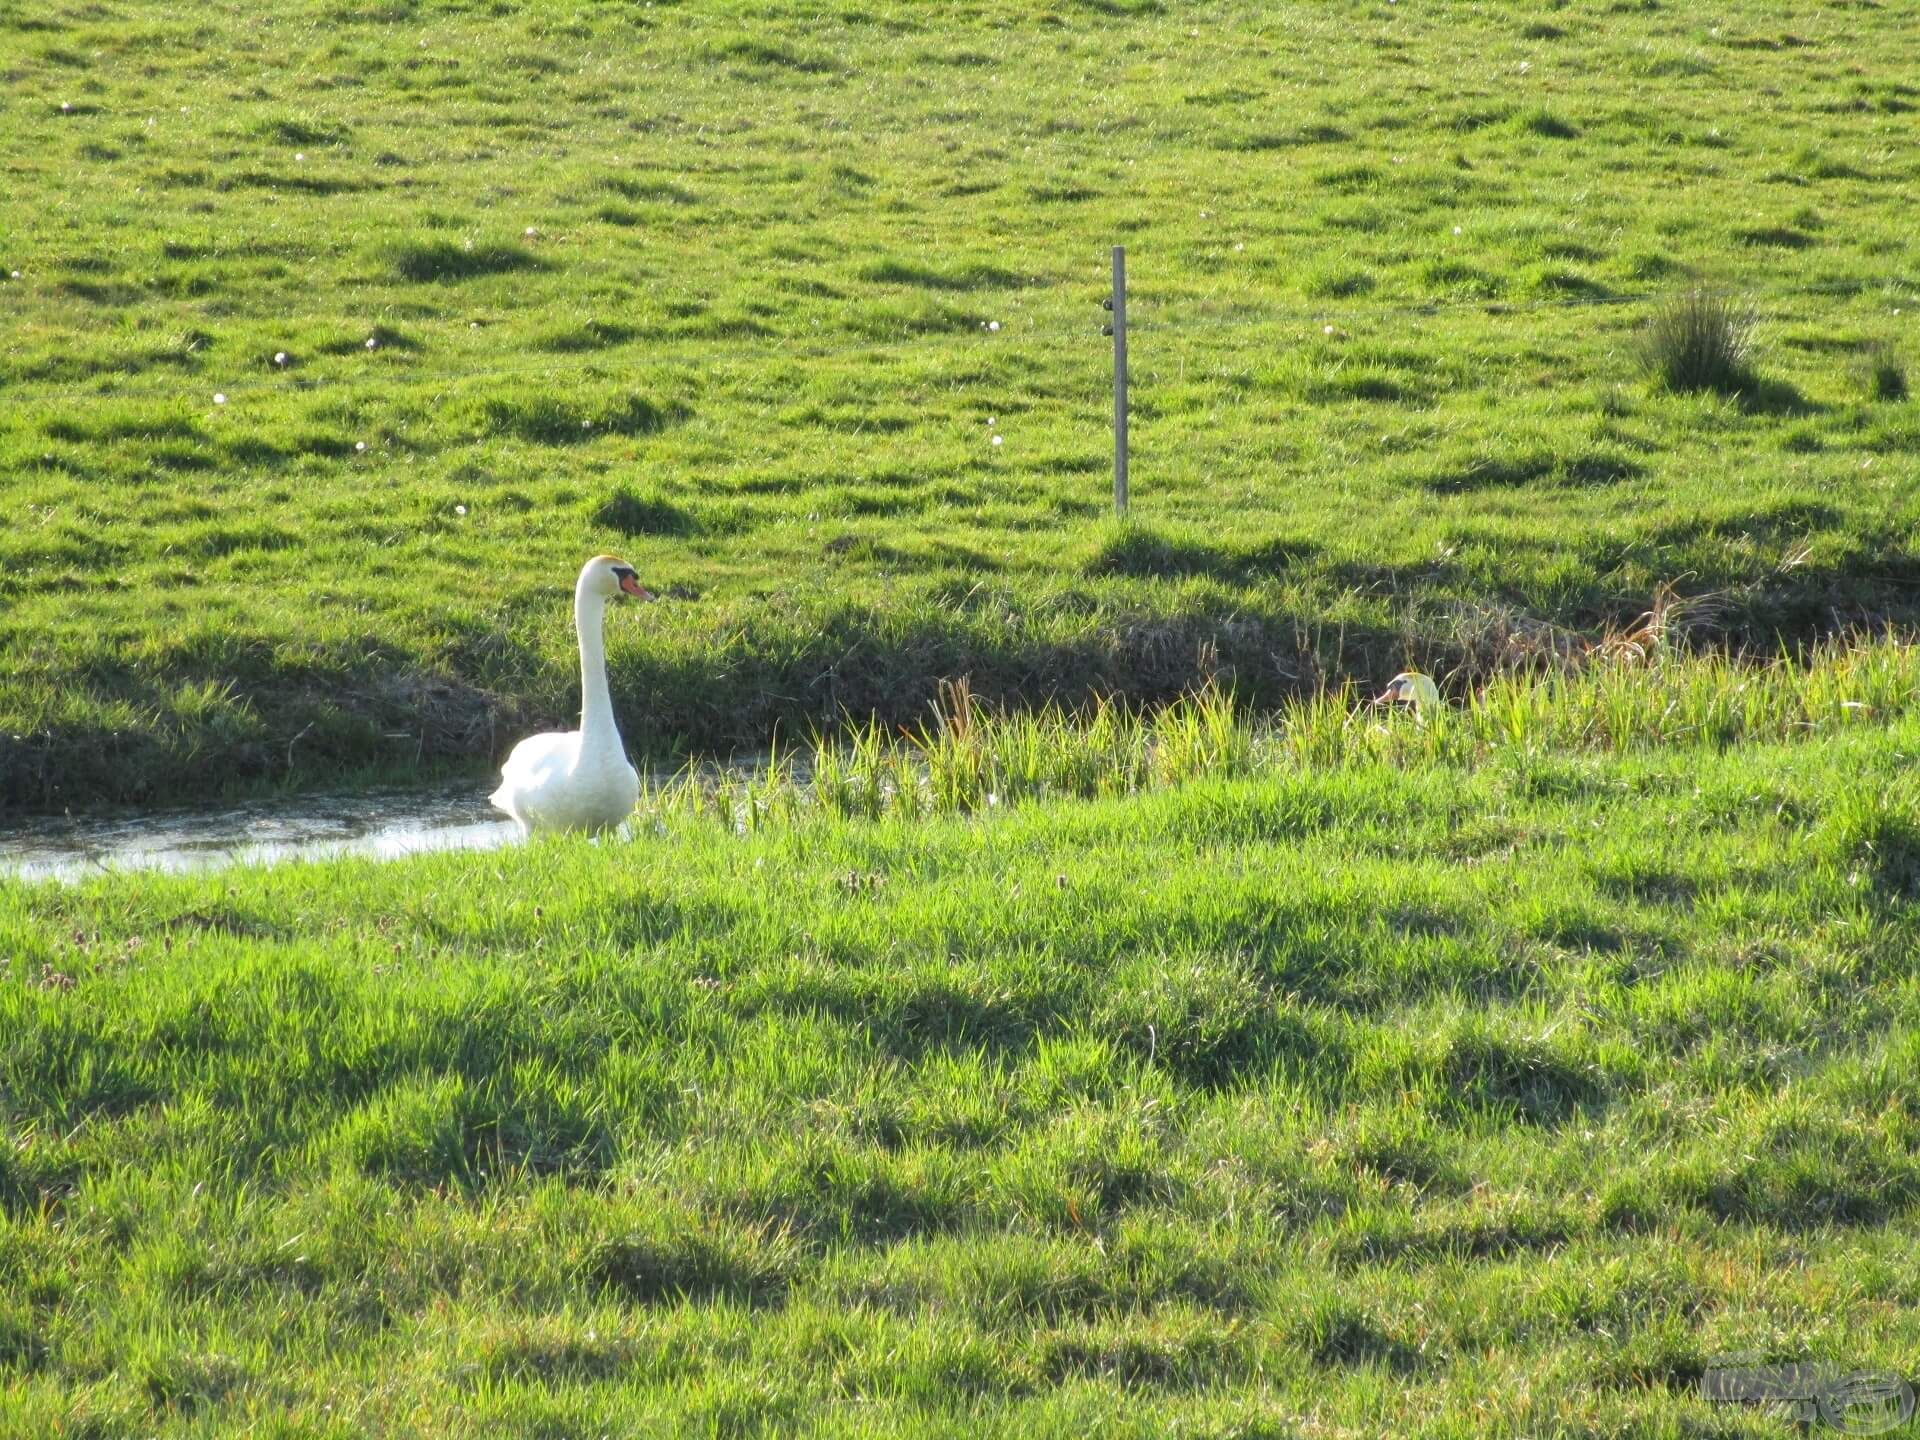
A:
0 788 518 883
0 756 795 883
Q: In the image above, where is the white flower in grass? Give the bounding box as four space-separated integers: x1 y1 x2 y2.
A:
988 320 1000 331
213 393 226 404
365 336 378 349
60 102 71 113
454 504 467 515
581 419 592 429
1324 324 1335 335
274 352 288 365
355 441 367 452
524 226 537 237
1453 225 1463 235
991 434 1003 446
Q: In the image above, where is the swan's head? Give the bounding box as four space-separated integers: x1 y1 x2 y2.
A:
580 553 654 602
1375 671 1440 709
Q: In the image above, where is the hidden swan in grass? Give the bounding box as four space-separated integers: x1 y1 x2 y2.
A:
1376 671 1441 713
490 554 654 835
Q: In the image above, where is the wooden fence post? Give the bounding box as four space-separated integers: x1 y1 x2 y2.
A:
1111 245 1128 518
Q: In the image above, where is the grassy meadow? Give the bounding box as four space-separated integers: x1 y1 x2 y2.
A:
5 0 1920 1434
2 0 1917 805
5 651 1920 1435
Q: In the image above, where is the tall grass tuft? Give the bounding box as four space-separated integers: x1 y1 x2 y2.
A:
638 639 1920 832
1856 342 1907 402
1639 289 1757 395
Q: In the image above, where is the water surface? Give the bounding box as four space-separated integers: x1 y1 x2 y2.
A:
0 788 517 883
0 755 797 883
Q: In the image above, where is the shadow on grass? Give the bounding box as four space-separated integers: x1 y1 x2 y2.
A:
1646 498 1842 546
1288 1300 1428 1372
0 642 533 810
1328 1207 1573 1269
1423 449 1644 494
387 238 550 283
1437 1033 1610 1125
590 1223 801 1309
594 488 700 537
1605 1144 1920 1232
743 969 1063 1064
224 171 374 196
857 258 1030 292
475 392 680 445
1736 376 1822 416
1084 527 1317 582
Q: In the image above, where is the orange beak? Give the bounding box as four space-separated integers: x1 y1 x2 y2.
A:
619 574 654 600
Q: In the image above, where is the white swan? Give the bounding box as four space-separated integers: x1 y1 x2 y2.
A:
491 554 653 835
1375 671 1441 712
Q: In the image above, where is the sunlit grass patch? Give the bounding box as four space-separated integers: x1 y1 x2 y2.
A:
3 668 1919 1432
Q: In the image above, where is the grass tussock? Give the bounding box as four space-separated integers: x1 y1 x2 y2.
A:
1639 289 1758 394
1856 342 1908 401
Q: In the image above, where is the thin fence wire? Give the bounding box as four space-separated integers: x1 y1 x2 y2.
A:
2 273 1912 414
1 322 1115 410
1133 276 1912 330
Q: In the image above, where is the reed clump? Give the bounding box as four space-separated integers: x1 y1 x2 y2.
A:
643 636 1919 830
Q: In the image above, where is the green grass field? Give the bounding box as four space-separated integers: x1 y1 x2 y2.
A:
2 0 1916 806
6 652 1920 1435
5 1 1920 1433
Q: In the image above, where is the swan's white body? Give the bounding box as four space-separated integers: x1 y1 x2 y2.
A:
491 556 649 835
1376 671 1441 713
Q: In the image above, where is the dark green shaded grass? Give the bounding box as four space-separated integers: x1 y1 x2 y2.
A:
3 698 1919 1435
386 237 549 284
1858 344 1909 402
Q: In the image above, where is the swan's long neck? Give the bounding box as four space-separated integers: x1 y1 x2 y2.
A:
574 581 619 757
